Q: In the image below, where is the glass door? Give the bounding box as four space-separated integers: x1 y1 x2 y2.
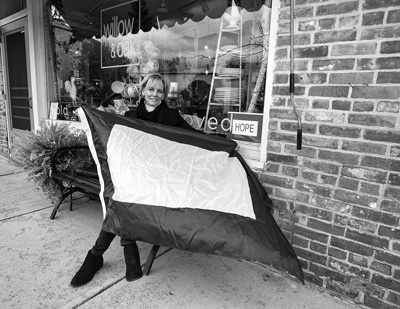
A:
1 17 32 151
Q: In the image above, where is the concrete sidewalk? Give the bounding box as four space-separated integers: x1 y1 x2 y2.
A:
0 158 361 309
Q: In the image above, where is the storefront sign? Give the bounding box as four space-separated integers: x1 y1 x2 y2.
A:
232 119 258 136
183 112 263 143
227 112 263 143
101 0 140 68
103 15 135 37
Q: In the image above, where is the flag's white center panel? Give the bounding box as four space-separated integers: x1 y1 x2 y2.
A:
108 125 255 219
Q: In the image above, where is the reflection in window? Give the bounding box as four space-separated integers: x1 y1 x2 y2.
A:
49 0 271 127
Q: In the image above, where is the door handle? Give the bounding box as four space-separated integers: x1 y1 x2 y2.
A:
28 97 32 108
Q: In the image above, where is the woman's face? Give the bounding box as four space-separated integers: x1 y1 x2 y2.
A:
143 79 164 107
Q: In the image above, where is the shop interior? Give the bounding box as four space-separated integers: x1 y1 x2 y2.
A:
50 0 271 132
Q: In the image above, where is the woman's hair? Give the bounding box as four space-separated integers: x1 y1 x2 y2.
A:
139 73 170 98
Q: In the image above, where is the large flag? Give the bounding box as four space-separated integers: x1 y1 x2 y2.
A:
78 108 304 283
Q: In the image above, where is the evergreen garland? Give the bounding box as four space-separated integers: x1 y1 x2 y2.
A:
13 121 90 202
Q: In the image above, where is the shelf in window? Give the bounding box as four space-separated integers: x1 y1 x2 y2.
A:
220 66 243 72
221 27 240 32
209 102 241 106
220 45 240 52
214 75 240 79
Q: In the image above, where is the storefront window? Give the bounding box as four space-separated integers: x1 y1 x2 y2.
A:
50 0 271 137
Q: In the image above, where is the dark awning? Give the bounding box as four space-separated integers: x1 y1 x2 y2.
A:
51 0 260 39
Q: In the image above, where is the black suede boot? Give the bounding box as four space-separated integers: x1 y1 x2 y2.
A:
124 244 143 282
70 250 103 287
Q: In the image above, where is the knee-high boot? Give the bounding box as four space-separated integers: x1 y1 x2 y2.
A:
124 244 143 282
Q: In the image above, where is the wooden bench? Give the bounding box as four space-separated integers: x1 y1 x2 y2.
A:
49 145 160 275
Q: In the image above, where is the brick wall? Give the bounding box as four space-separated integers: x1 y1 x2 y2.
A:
264 0 400 308
0 46 8 157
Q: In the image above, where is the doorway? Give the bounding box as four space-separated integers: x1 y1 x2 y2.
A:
1 17 32 153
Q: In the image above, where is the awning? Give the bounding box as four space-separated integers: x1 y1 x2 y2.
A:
51 0 262 39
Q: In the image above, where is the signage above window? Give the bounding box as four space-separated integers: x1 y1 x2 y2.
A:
101 0 140 68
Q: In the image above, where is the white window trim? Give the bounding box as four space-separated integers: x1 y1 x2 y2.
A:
0 9 27 27
236 0 279 170
27 0 48 132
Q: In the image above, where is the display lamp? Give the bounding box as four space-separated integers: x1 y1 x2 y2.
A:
223 1 241 30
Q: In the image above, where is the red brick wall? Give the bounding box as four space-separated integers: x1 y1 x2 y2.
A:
265 0 400 308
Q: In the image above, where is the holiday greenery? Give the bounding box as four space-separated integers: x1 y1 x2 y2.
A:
13 121 91 202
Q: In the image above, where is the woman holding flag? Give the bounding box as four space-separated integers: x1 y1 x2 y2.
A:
71 73 198 287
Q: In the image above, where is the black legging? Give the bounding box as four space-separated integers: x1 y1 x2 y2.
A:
91 229 136 256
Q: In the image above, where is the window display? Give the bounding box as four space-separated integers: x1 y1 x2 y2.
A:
49 0 271 137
